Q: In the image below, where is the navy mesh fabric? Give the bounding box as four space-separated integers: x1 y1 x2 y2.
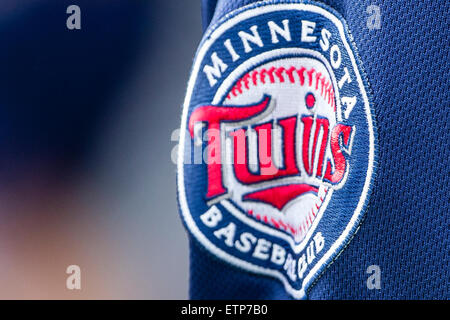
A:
190 0 449 299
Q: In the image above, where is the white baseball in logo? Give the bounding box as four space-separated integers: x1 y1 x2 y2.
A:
218 56 338 243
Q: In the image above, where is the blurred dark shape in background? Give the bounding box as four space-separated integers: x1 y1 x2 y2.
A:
0 0 200 298
0 0 148 175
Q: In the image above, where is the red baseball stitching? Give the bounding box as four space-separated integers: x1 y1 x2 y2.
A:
246 187 328 240
226 66 336 111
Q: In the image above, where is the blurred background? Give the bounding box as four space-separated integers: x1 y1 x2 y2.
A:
0 0 201 299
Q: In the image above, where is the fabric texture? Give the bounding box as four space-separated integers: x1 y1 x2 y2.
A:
190 0 449 299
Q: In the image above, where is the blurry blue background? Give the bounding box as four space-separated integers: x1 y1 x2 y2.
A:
0 0 201 298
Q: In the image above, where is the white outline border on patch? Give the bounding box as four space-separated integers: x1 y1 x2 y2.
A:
177 3 375 299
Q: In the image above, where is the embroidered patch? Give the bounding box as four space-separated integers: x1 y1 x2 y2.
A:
178 1 376 299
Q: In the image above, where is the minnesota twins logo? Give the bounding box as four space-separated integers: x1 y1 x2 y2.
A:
178 1 376 299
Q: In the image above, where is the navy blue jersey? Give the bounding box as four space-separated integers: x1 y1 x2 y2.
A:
178 0 449 299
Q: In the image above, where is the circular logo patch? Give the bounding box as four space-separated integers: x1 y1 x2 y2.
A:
178 1 376 299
